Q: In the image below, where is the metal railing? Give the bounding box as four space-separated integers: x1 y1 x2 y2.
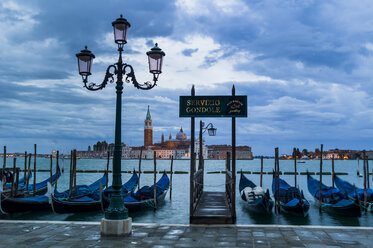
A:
191 168 204 216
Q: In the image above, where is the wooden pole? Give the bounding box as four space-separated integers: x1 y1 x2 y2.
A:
260 156 263 187
11 157 16 197
363 152 367 211
231 85 237 219
69 150 73 199
293 148 297 187
170 155 174 200
153 151 157 210
189 85 195 221
275 147 280 213
319 144 323 213
73 149 77 196
332 157 335 187
50 154 53 184
33 144 36 196
138 147 143 190
24 151 27 183
55 151 59 189
15 166 19 196
26 154 31 193
367 158 370 189
3 146 6 170
106 151 110 188
199 120 203 170
2 146 6 181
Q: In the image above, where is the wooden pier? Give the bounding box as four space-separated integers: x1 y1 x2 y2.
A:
190 191 234 224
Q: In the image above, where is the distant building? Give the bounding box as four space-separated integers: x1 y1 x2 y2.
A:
207 145 253 160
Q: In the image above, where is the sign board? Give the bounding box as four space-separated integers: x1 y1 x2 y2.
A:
179 95 247 118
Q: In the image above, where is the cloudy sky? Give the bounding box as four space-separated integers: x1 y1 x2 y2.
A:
1 0 373 155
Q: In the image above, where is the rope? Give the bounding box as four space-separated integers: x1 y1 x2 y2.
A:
361 202 373 212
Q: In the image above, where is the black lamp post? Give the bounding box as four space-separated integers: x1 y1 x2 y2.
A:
198 121 216 169
76 14 165 221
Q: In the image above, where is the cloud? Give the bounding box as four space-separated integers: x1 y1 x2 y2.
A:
1 0 373 155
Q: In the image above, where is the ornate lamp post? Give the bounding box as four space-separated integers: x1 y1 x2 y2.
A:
198 121 216 169
76 14 165 236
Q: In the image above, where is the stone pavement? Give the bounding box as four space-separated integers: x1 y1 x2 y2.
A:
0 220 372 248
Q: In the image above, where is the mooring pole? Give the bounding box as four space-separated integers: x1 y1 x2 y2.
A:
332 157 335 187
56 151 59 189
69 150 73 199
276 148 280 213
189 85 195 221
26 154 31 193
231 85 236 219
170 155 174 200
73 149 77 196
367 158 370 189
50 154 53 184
153 151 157 211
106 151 110 188
260 156 263 187
33 144 36 196
364 151 367 210
3 146 6 171
24 151 27 183
294 148 297 187
138 147 142 190
319 144 323 213
11 157 16 197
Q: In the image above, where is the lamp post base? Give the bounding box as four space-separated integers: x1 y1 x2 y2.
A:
101 217 132 236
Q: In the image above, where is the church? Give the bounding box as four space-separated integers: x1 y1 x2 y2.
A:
128 106 207 159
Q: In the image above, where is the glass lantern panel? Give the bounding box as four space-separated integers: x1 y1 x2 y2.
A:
208 128 216 136
114 23 128 44
78 55 92 76
148 53 163 74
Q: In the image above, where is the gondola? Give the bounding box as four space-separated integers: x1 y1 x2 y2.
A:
334 175 373 210
50 173 109 213
272 174 310 216
103 171 169 211
307 174 361 217
239 173 273 214
51 172 139 214
1 168 61 213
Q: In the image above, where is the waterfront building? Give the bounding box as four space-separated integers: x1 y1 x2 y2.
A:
207 145 253 160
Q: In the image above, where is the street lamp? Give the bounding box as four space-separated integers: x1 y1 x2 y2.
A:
198 121 216 169
76 14 165 235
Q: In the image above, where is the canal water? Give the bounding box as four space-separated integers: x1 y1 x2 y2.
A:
2 157 372 226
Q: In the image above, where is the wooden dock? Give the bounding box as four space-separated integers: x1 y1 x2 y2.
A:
190 191 235 224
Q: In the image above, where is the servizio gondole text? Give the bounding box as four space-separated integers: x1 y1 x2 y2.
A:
185 99 221 114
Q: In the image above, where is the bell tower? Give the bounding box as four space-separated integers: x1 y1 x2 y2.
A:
144 105 153 147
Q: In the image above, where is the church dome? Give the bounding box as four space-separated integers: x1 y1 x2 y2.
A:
176 127 187 140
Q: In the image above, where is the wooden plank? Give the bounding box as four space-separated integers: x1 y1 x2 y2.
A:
190 191 235 224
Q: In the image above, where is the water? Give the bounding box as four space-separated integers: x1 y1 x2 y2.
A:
2 157 372 226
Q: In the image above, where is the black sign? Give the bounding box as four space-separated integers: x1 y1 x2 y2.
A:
179 95 247 117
